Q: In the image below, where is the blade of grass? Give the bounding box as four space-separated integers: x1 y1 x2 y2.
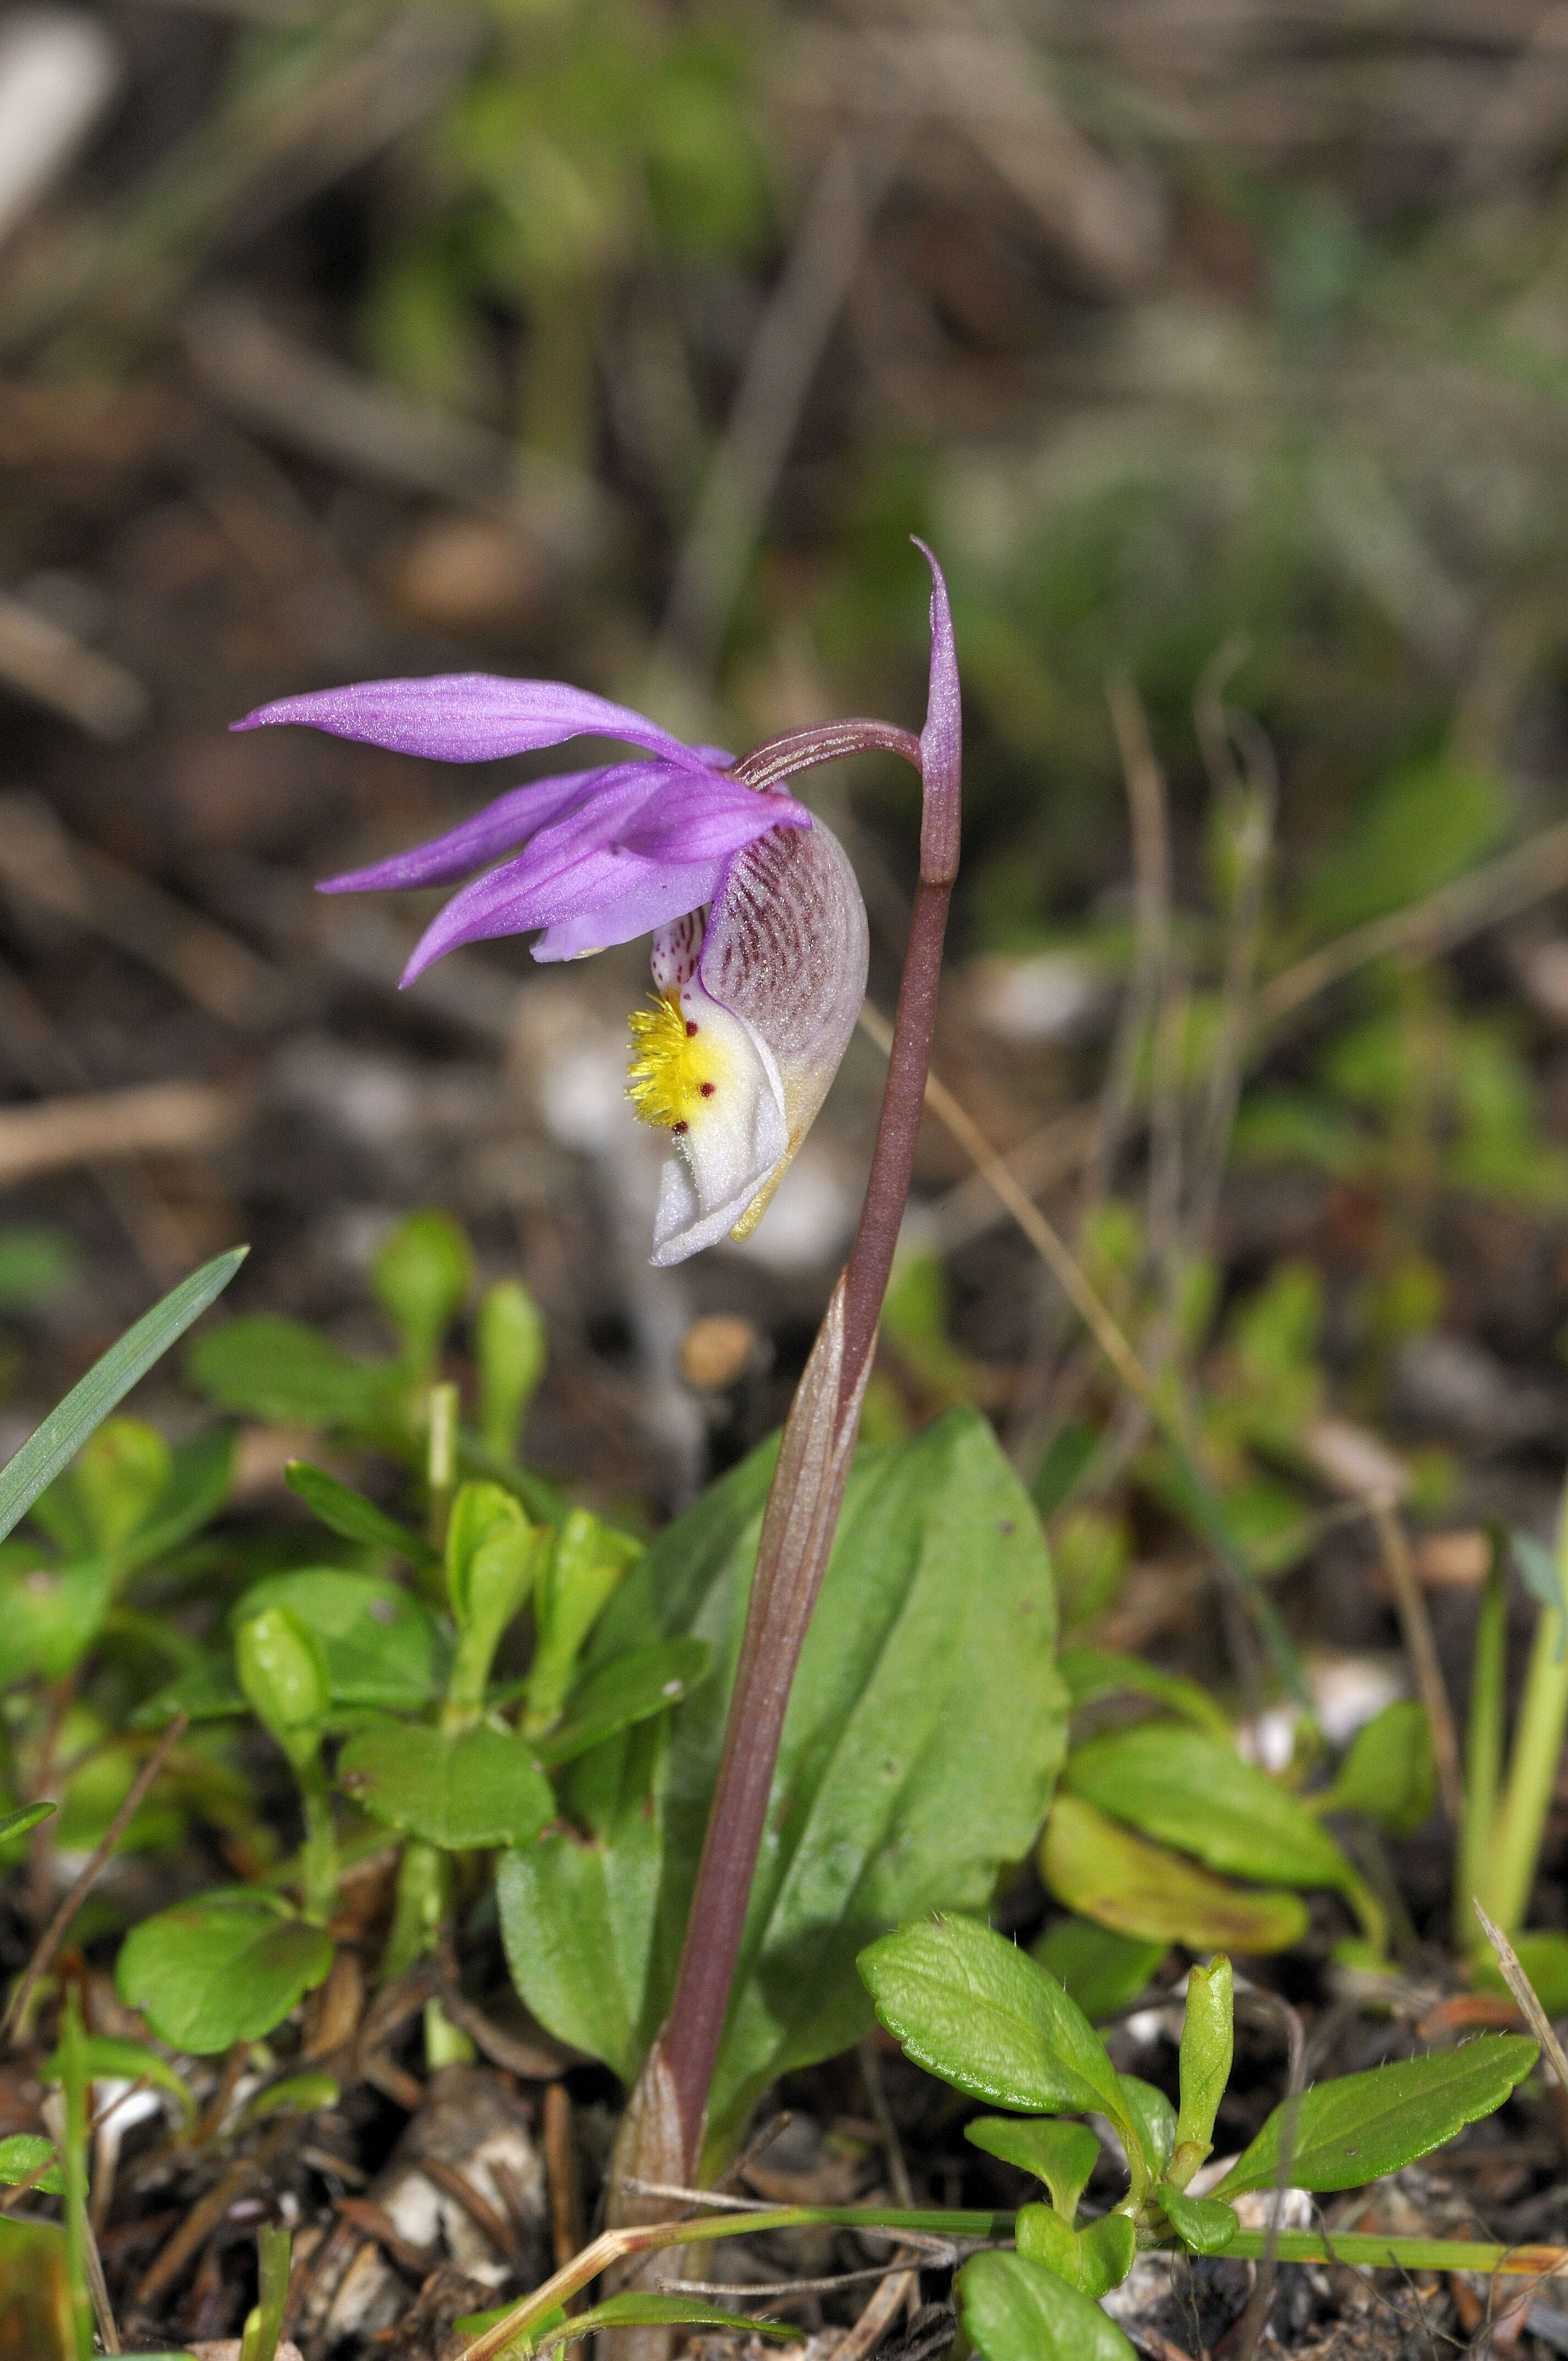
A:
1457 1542 1508 1949
1482 1575 1568 1935
5 1712 189 2044
1372 1500 1463 1823
0 1245 247 1543
1474 1902 1568 2094
455 2206 1013 2361
1226 2230 1567 2273
59 1987 116 2357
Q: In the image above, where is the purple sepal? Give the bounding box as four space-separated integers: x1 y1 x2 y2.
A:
395 773 809 983
319 768 609 894
234 673 710 769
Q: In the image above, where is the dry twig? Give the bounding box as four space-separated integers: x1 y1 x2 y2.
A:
4 1712 189 2044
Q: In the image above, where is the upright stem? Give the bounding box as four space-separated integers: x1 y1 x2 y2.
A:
1457 1546 1506 1949
1487 1592 1568 1936
657 870 954 2175
648 554 961 2181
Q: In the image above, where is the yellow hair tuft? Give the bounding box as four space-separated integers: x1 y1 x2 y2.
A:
627 991 711 1131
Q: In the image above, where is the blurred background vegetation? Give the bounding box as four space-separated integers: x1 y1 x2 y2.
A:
6 0 1568 1628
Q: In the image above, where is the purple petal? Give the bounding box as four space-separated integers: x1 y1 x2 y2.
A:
402 850 725 981
233 673 710 769
913 537 961 884
318 766 611 894
533 870 726 961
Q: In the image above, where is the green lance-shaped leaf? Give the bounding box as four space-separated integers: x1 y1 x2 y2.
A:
1158 2186 1240 2254
959 2249 1138 2361
503 1408 1067 2162
524 1507 641 1732
1065 1724 1354 1892
1058 1646 1233 1738
117 1888 333 2054
372 1207 472 1371
187 1313 391 1428
236 1606 330 1769
1311 1699 1436 1835
859 1913 1129 2130
1042 1794 1309 1954
0 1800 55 1846
477 1279 547 1462
0 1245 246 1544
243 2073 339 2123
1170 1955 1232 2189
965 2117 1099 2221
1213 2037 1539 2197
531 1638 713 1766
445 1481 545 1713
337 1722 554 1851
285 1460 437 1572
530 2292 802 2354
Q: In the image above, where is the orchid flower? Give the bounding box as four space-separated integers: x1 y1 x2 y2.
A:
235 544 956 1266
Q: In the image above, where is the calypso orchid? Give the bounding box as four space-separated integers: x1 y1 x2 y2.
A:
235 542 955 1265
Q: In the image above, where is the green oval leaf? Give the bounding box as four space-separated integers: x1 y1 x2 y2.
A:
859 1913 1124 2123
0 1559 115 1684
1215 2037 1539 2196
1065 1725 1352 1891
1059 1647 1232 1738
1015 2204 1135 2299
337 1722 554 1851
965 2117 1099 2219
1042 1794 1309 1953
0 2134 62 2194
1159 2186 1239 2254
116 1892 333 2054
959 2249 1137 2361
234 1569 445 1709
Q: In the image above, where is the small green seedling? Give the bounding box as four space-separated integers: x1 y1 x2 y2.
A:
858 1913 1539 2361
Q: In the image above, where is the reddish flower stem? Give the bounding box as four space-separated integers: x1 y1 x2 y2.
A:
654 723 957 2177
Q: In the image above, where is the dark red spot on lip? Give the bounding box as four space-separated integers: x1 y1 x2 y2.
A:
672 1120 689 1134
700 1082 715 1097
685 1020 699 1036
